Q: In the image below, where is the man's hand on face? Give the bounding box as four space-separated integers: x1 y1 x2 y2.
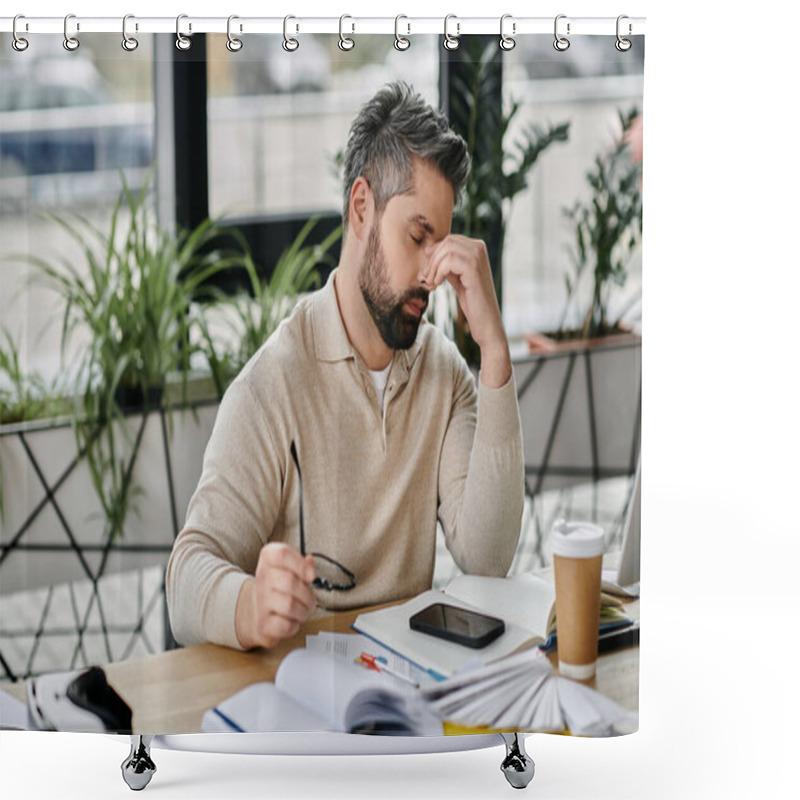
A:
235 542 317 650
423 235 512 388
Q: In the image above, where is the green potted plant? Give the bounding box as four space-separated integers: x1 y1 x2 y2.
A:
529 107 643 347
198 217 342 397
444 37 570 365
2 205 336 603
517 108 643 495
24 171 248 541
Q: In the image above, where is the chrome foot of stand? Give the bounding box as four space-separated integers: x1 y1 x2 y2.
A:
499 733 535 789
121 735 156 791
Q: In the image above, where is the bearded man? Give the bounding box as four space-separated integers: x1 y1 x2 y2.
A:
166 81 524 650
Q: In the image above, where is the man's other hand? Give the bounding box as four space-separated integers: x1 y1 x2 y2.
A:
422 234 512 388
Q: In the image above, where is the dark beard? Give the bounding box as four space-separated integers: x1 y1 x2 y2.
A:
358 223 428 350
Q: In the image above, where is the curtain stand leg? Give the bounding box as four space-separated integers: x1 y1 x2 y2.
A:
499 732 535 789
121 735 156 791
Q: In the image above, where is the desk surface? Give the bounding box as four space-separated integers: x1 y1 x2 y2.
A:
6 597 639 734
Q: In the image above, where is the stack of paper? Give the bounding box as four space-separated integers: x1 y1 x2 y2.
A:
420 647 638 736
556 677 638 737
421 648 563 731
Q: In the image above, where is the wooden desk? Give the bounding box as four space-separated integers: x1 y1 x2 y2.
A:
6 598 638 734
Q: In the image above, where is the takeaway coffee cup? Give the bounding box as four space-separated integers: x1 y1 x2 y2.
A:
551 519 605 680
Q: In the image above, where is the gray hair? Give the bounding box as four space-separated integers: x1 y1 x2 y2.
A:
342 81 470 233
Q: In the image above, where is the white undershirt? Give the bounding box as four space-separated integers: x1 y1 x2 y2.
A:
368 358 393 411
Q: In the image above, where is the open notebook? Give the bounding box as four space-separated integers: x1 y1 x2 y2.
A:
201 648 442 736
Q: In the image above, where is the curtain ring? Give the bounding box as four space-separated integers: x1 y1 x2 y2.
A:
283 15 299 52
175 13 192 51
394 14 410 51
63 14 80 51
339 14 355 51
12 14 29 52
226 15 243 52
499 14 515 51
443 14 460 51
553 14 570 51
122 14 139 51
615 15 632 52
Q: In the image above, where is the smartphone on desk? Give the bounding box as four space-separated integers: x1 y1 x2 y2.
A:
409 603 505 649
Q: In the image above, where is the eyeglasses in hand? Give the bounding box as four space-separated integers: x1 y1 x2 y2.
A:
289 440 356 592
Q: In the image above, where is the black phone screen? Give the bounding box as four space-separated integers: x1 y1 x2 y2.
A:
409 603 505 649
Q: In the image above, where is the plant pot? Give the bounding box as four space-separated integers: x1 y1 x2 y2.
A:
513 330 641 495
524 326 640 353
113 384 164 414
0 393 219 595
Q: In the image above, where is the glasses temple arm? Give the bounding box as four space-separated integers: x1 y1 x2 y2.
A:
289 441 307 557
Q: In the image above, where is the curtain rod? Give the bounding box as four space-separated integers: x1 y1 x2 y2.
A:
0 15 646 37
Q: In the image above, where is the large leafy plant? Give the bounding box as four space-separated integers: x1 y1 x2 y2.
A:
26 172 246 540
199 217 341 396
560 107 643 339
446 37 570 363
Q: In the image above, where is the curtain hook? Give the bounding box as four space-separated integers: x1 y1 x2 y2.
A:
394 14 410 51
499 14 516 51
283 15 299 52
175 13 192 51
339 14 355 51
226 15 243 52
554 14 570 51
339 14 356 51
616 15 632 52
443 14 460 51
12 14 29 52
122 14 139 51
63 14 80 51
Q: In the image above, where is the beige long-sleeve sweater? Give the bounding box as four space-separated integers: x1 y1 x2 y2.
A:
165 270 525 649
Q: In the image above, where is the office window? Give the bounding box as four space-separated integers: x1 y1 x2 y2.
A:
206 34 440 220
0 35 155 382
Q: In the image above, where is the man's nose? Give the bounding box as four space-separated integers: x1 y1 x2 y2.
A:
419 270 435 289
418 247 434 286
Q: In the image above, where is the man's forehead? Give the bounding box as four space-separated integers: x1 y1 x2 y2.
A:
390 187 453 237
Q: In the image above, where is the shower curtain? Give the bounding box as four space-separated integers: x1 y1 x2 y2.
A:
0 16 643 749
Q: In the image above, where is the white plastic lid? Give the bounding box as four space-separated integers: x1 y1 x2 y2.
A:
550 519 605 558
